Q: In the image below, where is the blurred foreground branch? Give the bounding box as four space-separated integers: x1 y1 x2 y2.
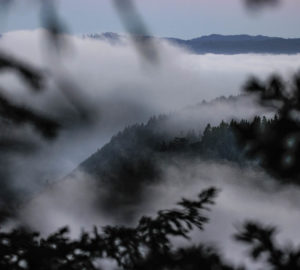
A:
113 0 159 64
235 221 300 269
0 187 219 270
0 52 44 91
234 73 300 181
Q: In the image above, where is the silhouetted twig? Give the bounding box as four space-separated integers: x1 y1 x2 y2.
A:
235 221 300 269
0 188 220 270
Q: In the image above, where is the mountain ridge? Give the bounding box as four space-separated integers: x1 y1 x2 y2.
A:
21 94 272 223
85 32 300 54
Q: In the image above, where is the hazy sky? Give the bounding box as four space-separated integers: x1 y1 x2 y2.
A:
1 0 300 38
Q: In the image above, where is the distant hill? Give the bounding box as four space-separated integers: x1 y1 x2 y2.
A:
168 34 300 54
24 95 273 223
74 95 271 219
86 32 300 54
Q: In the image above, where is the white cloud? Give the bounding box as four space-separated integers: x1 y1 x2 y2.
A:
1 31 300 268
142 159 300 268
18 158 300 269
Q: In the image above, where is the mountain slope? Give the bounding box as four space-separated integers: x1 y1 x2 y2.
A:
87 33 300 54
75 95 270 219
176 34 300 54
19 95 273 227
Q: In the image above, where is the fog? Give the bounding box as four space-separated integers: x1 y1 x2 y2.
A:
0 29 299 190
1 29 299 268
18 158 300 269
148 159 300 268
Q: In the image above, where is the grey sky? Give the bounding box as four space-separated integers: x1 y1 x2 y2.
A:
1 0 300 38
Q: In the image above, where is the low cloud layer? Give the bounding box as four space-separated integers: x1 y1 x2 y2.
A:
18 158 300 269
0 30 299 183
1 29 299 267
148 159 300 268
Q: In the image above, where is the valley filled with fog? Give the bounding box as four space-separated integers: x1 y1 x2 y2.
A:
1 30 300 269
0 30 299 184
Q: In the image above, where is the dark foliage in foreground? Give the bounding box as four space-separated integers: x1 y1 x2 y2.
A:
234 73 300 181
133 244 239 270
0 53 43 91
1 1 298 270
1 188 299 270
0 53 61 140
0 188 222 270
235 221 300 270
0 93 60 140
0 53 60 221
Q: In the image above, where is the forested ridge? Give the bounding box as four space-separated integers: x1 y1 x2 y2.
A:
80 115 278 184
1 1 299 269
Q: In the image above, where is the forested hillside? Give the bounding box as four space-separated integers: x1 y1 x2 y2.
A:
80 114 276 178
78 112 278 219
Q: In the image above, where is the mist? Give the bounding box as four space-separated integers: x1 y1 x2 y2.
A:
17 157 300 269
1 29 300 268
146 159 300 268
0 30 299 188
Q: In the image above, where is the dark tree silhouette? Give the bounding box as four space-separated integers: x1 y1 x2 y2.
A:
0 53 43 91
0 188 222 270
235 221 300 270
0 1 299 270
0 92 60 139
0 0 66 140
233 74 300 181
0 52 61 139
